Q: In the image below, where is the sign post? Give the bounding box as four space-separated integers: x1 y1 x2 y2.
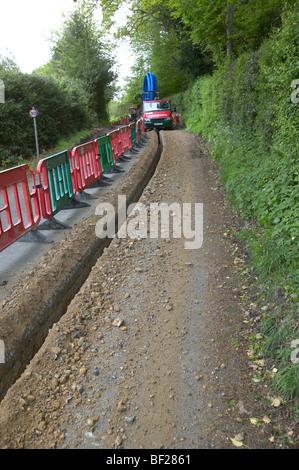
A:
0 79 4 104
29 107 39 159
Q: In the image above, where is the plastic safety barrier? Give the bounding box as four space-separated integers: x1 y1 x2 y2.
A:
119 125 132 154
130 122 137 146
70 140 102 193
139 118 145 138
37 150 74 219
108 129 122 163
94 135 114 173
0 164 41 252
136 120 142 143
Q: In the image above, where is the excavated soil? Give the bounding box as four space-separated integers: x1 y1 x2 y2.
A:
0 129 297 451
0 131 159 400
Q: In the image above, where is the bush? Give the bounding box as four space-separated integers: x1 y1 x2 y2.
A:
0 70 92 168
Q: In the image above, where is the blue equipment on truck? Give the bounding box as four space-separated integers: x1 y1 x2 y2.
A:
141 73 174 130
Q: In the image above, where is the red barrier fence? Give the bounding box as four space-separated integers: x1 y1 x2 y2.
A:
136 120 140 144
37 150 74 220
0 164 41 252
111 116 130 127
70 140 102 194
119 125 132 154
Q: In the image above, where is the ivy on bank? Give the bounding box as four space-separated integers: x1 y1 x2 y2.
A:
0 70 92 170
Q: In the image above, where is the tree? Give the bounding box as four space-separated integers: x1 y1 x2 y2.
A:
92 0 297 63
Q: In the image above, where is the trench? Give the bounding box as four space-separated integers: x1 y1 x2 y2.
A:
0 130 163 402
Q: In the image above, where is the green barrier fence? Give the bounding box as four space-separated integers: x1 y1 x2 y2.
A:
37 150 75 219
137 120 142 142
130 123 137 146
95 135 115 174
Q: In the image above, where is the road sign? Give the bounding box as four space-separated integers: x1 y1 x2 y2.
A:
29 107 39 118
29 107 40 158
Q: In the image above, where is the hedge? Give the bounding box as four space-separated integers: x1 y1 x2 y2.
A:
0 71 92 168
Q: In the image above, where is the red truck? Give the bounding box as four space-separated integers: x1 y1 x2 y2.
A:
142 98 175 131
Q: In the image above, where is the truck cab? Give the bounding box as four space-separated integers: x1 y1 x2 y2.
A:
142 99 174 130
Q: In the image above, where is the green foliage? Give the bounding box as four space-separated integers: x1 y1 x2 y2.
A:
130 2 213 90
96 0 297 64
0 6 117 169
38 8 117 121
0 70 91 168
108 100 131 121
122 58 148 106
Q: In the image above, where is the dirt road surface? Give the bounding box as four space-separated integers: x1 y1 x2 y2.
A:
0 129 297 451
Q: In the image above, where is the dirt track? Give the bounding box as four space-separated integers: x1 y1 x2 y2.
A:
0 129 297 450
